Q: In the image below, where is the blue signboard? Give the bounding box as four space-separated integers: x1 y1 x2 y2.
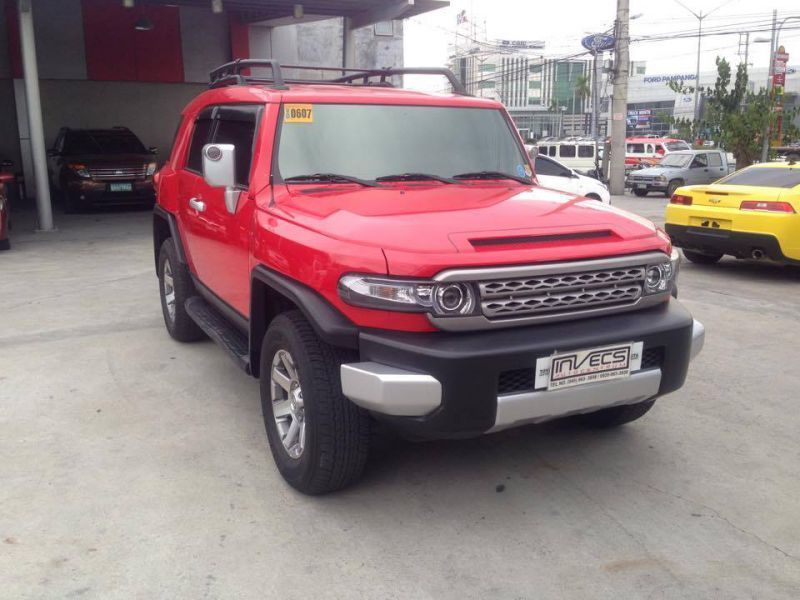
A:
581 34 615 52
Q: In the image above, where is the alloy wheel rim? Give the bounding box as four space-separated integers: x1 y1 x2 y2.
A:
163 260 176 322
270 349 305 459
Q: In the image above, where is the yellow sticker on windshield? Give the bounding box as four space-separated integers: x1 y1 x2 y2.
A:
284 104 313 123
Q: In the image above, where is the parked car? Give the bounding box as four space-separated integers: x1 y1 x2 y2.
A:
534 154 610 203
47 127 157 212
665 162 800 265
536 140 599 172
627 150 735 197
625 137 692 171
153 60 703 494
0 172 12 250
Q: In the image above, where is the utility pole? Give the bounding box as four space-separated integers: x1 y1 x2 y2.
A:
761 10 777 163
608 0 629 195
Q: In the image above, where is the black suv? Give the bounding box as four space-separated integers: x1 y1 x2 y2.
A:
48 127 157 212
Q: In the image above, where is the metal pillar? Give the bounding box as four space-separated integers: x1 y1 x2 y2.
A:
760 10 777 163
18 0 53 231
342 17 356 69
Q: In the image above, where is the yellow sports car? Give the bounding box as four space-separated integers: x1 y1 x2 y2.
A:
665 162 800 265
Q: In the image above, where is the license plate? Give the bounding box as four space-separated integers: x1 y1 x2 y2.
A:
535 342 643 391
689 216 732 230
636 183 647 189
109 182 132 192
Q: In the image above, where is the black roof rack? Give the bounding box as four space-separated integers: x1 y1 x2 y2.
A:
209 60 468 95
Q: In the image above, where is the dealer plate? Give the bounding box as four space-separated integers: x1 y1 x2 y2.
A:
535 342 643 391
109 182 132 192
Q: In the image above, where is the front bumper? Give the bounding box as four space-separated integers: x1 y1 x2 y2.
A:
66 179 155 205
628 180 668 192
341 301 701 439
665 224 800 265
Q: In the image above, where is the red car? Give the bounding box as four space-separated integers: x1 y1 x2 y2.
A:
153 61 704 494
0 172 12 251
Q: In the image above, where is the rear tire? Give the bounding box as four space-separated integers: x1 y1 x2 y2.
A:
260 310 370 495
682 249 723 264
157 239 205 342
666 179 683 198
576 399 656 428
633 188 648 197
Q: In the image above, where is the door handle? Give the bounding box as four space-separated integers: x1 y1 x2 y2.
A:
188 197 206 212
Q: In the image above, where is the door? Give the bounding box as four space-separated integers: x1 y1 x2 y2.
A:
178 104 261 317
706 152 726 182
47 130 66 188
687 153 709 184
535 156 579 194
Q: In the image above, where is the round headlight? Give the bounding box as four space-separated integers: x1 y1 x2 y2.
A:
433 283 475 315
645 264 670 293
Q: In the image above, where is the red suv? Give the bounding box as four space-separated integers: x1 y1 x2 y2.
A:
153 61 704 494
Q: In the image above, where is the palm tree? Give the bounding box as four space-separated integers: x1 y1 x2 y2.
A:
573 74 591 114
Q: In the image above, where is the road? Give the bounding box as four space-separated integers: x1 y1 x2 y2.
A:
1 196 798 599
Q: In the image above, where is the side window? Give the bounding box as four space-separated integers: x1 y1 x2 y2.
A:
708 152 722 167
646 144 655 154
628 143 645 154
692 154 708 168
186 107 215 173
559 145 576 158
212 105 260 187
535 157 571 177
578 145 594 158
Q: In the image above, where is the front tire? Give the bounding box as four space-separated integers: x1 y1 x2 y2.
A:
260 311 370 495
682 249 723 264
666 179 683 197
633 188 648 197
576 399 656 428
157 239 204 342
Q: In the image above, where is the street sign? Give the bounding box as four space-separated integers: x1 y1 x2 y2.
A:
581 34 616 52
774 73 786 86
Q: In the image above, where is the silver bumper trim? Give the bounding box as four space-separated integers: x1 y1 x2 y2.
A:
489 368 663 433
690 319 705 360
340 362 442 416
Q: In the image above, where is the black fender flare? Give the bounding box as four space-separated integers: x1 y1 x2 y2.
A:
153 205 187 269
249 265 358 377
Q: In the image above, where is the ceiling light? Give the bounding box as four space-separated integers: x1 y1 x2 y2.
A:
123 0 134 7
134 16 153 31
211 0 223 13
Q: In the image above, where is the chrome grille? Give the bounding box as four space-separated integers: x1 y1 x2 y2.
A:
479 267 645 320
89 165 147 180
480 267 644 298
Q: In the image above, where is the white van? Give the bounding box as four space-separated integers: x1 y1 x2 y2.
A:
536 141 598 172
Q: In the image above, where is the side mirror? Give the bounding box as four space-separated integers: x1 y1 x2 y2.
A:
570 170 580 178
527 146 539 160
202 143 240 214
47 149 58 157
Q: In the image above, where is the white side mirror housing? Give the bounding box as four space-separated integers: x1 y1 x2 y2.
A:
202 143 240 214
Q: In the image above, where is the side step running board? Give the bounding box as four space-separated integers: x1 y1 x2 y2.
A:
185 296 251 374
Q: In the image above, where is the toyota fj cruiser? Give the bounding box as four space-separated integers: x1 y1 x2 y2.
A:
153 60 705 495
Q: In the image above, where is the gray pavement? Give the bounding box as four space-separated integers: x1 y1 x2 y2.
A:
1 197 799 599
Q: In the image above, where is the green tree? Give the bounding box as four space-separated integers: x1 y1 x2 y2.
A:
667 57 798 166
573 74 591 113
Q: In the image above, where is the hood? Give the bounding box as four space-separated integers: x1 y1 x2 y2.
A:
631 165 683 177
273 182 667 274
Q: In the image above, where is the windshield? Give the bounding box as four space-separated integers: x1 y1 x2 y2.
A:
719 167 800 188
277 104 529 182
659 153 692 168
64 131 147 155
665 141 691 151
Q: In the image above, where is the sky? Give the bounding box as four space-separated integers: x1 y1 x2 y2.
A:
404 0 800 91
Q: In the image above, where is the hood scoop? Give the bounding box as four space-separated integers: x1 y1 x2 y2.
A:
469 230 617 252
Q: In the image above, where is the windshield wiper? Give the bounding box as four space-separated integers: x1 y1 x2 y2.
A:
452 170 531 184
375 172 457 184
283 173 378 187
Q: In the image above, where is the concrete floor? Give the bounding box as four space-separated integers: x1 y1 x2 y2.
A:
1 198 799 599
